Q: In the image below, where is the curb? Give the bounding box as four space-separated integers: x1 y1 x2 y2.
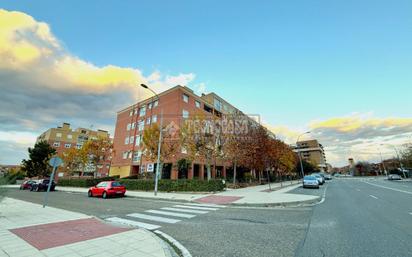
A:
226 196 321 208
154 230 192 257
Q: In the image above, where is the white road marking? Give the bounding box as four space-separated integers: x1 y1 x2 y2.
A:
161 207 209 214
174 205 218 211
145 210 196 218
105 217 161 230
363 181 412 195
127 213 181 224
369 195 379 199
184 203 226 208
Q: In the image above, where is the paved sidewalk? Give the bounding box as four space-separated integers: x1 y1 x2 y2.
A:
0 198 172 257
3 180 319 207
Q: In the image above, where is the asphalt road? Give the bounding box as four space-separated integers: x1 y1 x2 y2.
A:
4 177 412 257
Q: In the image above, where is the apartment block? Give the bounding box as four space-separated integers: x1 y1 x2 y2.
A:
37 123 112 177
294 139 327 171
110 85 265 179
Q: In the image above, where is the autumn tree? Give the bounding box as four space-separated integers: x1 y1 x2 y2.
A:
59 147 88 176
21 140 56 178
82 136 113 177
143 122 180 177
180 113 221 181
222 113 254 184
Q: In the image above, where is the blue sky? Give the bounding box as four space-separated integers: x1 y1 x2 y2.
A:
0 0 411 166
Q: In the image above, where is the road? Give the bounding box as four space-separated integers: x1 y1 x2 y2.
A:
4 177 412 257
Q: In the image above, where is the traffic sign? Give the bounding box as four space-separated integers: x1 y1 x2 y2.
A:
49 156 63 168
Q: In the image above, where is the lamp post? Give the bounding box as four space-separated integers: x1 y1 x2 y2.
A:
296 131 311 181
140 84 163 196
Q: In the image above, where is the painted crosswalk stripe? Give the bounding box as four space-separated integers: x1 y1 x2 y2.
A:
127 213 181 224
145 210 196 218
174 205 218 211
105 217 161 230
161 207 209 214
184 203 225 208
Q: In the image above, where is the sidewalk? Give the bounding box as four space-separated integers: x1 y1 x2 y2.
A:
3 180 319 207
0 198 173 257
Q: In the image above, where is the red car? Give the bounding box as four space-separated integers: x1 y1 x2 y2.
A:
88 181 126 199
19 180 36 190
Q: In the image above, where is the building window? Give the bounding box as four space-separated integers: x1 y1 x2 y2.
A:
139 106 146 116
134 108 138 115
147 102 153 109
214 98 222 111
127 123 131 131
138 120 145 131
53 142 60 147
154 100 159 107
128 151 133 159
133 151 142 162
67 134 72 139
195 100 201 108
131 122 136 129
152 115 157 123
146 117 151 125
64 143 71 148
122 152 128 159
56 133 62 138
129 110 133 116
125 136 129 145
130 136 134 144
182 109 189 119
183 94 189 103
181 147 187 154
135 135 141 146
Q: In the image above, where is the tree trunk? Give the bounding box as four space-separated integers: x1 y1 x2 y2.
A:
233 161 237 186
206 160 211 181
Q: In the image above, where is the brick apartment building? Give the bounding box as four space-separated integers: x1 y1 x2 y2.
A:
37 123 112 177
294 139 327 171
110 85 268 179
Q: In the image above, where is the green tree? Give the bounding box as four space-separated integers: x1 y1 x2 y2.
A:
21 140 56 178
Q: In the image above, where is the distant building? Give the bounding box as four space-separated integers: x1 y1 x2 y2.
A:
293 139 327 171
37 123 112 177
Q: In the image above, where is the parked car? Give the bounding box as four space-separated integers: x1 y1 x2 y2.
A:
88 181 126 199
303 176 320 189
311 173 325 185
30 179 56 192
324 174 332 180
388 174 402 180
19 180 36 190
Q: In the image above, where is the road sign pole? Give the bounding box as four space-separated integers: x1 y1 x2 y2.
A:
43 156 62 208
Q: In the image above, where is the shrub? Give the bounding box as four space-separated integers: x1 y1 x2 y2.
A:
57 176 120 187
118 179 226 192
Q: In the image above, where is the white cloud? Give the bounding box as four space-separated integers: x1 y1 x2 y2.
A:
268 114 412 167
0 9 203 164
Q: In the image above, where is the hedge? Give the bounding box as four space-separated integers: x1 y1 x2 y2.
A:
57 176 120 188
119 179 226 192
57 176 226 192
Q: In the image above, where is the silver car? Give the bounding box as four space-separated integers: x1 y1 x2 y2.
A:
303 176 320 189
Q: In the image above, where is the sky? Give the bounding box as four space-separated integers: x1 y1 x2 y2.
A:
0 0 411 166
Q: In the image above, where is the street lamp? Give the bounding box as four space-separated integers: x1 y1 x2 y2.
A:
140 83 163 196
296 131 311 180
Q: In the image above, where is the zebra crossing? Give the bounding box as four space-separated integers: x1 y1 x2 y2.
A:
105 202 225 231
